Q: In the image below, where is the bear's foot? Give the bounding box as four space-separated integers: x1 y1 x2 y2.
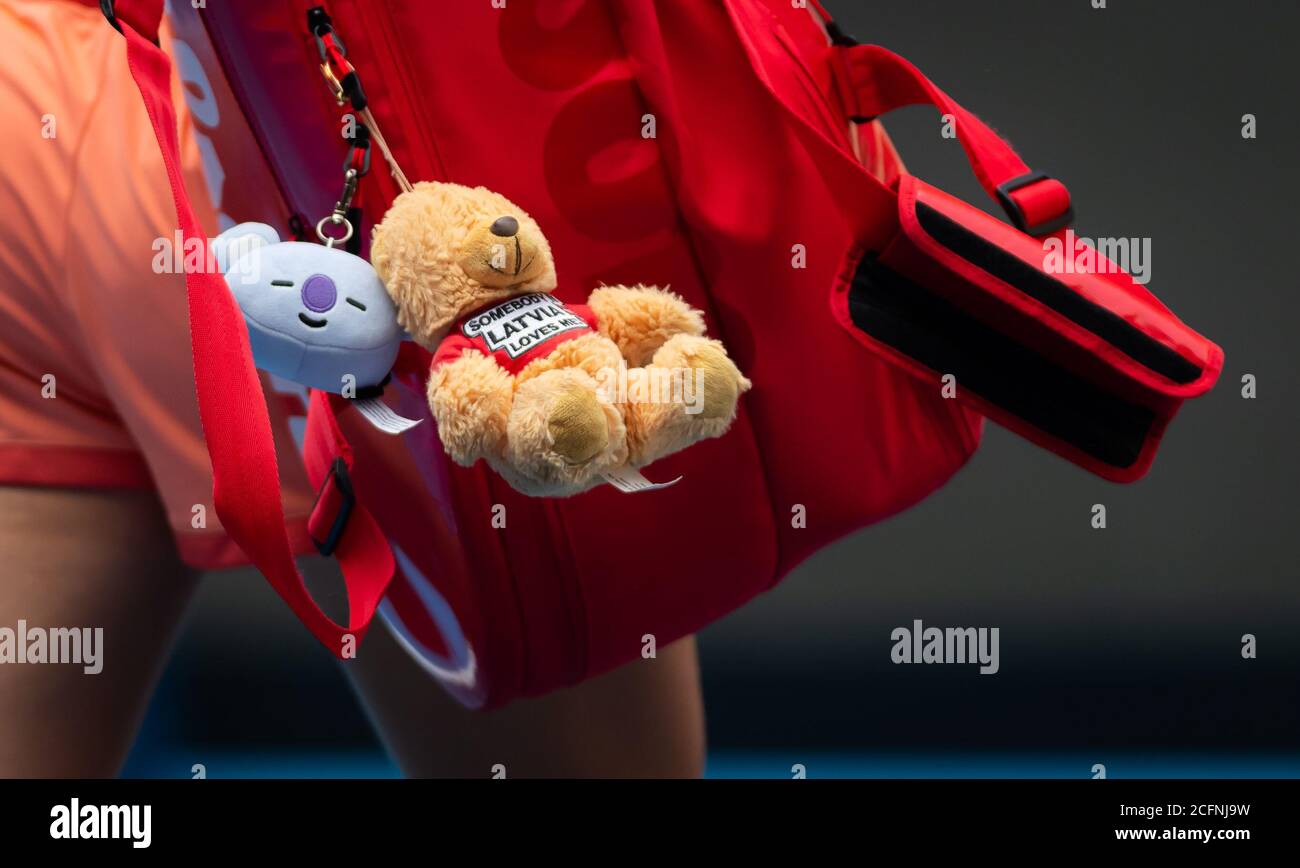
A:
622 334 751 467
500 368 627 496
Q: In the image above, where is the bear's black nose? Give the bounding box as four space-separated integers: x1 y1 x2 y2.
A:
490 216 519 237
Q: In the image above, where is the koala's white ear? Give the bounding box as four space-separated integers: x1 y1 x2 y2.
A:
211 222 281 273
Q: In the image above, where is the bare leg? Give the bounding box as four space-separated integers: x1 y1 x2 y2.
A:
0 487 197 777
346 617 706 778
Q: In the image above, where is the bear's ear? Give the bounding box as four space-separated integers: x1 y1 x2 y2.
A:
211 222 281 274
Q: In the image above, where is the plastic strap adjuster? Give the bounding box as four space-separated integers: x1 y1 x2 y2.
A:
100 0 121 32
824 19 859 47
996 171 1074 237
308 457 355 558
100 0 160 46
344 124 372 176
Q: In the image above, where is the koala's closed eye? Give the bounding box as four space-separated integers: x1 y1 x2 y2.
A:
271 279 294 287
346 297 367 310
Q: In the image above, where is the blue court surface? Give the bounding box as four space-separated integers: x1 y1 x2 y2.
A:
121 749 1300 779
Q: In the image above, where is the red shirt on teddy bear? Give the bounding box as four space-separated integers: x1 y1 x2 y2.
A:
432 292 597 375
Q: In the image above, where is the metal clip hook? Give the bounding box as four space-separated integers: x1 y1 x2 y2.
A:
334 168 359 215
315 213 354 249
315 168 359 249
319 63 345 107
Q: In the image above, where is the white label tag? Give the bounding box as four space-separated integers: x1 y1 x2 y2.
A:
354 396 423 434
600 466 683 493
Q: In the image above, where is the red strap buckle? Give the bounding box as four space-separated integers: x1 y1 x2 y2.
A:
996 171 1074 237
308 458 355 557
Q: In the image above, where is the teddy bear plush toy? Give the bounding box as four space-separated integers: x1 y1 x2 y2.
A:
370 182 751 496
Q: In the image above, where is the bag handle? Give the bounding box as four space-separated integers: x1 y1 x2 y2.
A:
833 42 1073 238
105 0 393 656
721 0 1071 242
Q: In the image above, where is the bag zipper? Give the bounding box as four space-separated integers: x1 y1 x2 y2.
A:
344 0 450 184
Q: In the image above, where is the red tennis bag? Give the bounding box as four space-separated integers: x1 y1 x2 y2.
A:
110 0 1220 708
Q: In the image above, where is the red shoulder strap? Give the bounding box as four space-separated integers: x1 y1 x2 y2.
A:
107 0 392 655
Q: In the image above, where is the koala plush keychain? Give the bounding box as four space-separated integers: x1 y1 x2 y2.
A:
370 182 752 498
212 221 420 434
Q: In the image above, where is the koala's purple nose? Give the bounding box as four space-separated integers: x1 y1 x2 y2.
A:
301 273 337 313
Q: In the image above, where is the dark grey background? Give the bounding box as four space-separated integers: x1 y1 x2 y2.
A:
138 0 1299 761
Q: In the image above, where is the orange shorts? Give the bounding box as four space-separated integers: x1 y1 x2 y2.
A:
0 0 314 567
